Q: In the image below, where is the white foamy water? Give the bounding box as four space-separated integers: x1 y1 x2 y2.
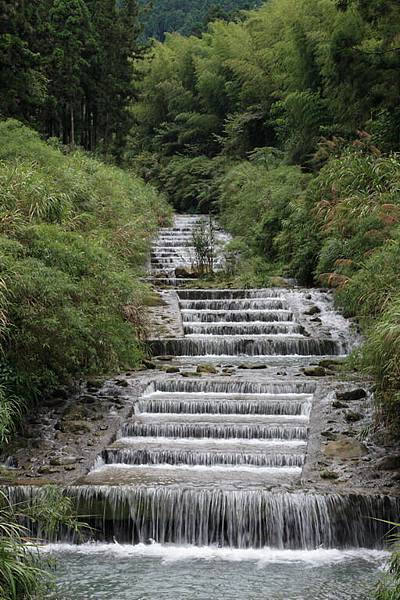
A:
41 542 388 566
90 462 302 475
116 436 307 447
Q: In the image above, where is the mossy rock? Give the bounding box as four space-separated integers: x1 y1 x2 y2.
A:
320 470 339 480
336 389 367 402
303 366 328 377
197 364 218 374
324 436 367 459
60 420 92 434
163 366 180 373
180 371 201 378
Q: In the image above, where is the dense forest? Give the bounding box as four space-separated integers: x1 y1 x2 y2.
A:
0 0 141 153
139 0 262 40
130 0 400 439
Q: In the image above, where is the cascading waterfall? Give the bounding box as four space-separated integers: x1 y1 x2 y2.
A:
179 299 288 310
5 214 398 600
8 486 399 550
144 380 317 395
178 289 284 299
100 449 306 468
149 337 344 356
181 309 295 322
121 422 309 440
183 323 304 335
138 398 312 416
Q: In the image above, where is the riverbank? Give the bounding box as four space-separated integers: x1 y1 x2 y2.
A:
0 119 171 446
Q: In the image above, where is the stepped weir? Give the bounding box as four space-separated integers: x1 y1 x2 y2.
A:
6 215 399 598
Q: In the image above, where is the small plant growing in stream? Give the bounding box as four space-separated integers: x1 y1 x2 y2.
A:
191 217 216 275
0 487 85 600
374 522 400 600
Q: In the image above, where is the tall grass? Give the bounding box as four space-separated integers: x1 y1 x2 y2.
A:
216 140 400 433
375 524 400 600
218 151 308 285
0 119 171 441
0 488 83 600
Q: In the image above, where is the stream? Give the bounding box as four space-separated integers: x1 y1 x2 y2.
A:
21 216 398 598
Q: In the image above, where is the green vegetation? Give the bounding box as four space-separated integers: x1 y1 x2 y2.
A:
0 0 399 594
139 0 261 40
375 524 400 599
0 487 83 600
0 0 141 153
130 0 400 440
0 119 170 442
219 150 309 285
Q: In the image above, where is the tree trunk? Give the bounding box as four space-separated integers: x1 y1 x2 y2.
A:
70 104 75 147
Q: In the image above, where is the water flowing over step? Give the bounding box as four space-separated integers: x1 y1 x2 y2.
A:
11 486 398 550
162 287 348 357
138 397 312 416
183 323 304 336
180 299 288 310
100 448 306 468
143 379 317 396
182 309 295 323
82 376 313 490
7 212 395 584
150 337 343 356
121 422 308 441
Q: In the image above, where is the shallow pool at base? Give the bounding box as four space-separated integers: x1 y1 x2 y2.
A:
47 545 385 600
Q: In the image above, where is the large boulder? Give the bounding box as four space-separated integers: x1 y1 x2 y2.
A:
323 436 368 459
336 389 367 402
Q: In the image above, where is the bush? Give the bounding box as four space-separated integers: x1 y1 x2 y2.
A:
375 525 400 600
0 119 171 435
157 155 227 213
218 152 308 283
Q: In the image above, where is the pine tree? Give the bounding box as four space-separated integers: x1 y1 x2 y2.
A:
86 0 141 154
45 0 94 146
0 1 46 120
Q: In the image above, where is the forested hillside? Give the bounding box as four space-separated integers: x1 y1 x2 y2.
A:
0 0 172 451
130 0 400 437
0 0 140 153
0 120 170 446
139 0 261 40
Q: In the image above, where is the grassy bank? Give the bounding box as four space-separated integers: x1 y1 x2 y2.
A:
0 119 171 446
220 141 400 437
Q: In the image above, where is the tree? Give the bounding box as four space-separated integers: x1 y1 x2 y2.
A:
0 1 46 120
44 0 94 146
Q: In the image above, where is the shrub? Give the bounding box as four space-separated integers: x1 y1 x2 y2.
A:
0 487 83 600
218 153 308 282
0 119 171 436
156 155 227 213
